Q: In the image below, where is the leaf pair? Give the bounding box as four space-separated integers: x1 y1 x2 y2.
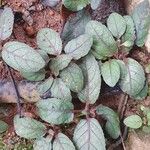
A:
34 133 76 150
107 13 136 52
49 33 93 76
23 25 93 60
14 115 76 149
100 58 146 97
124 106 150 131
118 58 146 97
85 20 118 59
85 13 136 59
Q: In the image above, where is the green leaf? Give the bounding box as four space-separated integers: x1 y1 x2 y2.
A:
96 105 119 122
78 54 101 104
37 49 49 64
21 69 45 81
49 54 72 76
105 120 120 139
33 137 52 150
63 0 90 11
107 12 126 39
131 82 148 100
145 64 150 73
51 78 72 101
64 34 93 60
119 58 146 96
0 7 14 40
142 126 150 133
96 105 120 139
53 133 75 150
60 63 84 93
73 118 106 150
85 20 118 59
0 120 8 133
61 10 91 44
37 28 62 55
124 115 142 129
121 15 135 52
36 98 74 125
37 77 54 95
101 59 120 87
116 60 127 79
132 0 150 47
14 115 46 139
2 41 45 72
147 111 150 126
90 0 101 10
141 107 150 126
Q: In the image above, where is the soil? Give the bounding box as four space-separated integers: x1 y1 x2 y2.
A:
91 0 126 23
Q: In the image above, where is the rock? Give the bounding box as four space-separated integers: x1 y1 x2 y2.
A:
0 80 40 103
126 131 150 150
145 29 150 53
124 0 145 14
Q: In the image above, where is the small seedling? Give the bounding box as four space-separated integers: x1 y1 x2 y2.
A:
124 105 150 134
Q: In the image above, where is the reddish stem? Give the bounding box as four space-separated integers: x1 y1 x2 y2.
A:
85 102 90 119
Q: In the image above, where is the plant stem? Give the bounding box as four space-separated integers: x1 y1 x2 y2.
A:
72 110 82 113
6 64 22 117
85 102 90 119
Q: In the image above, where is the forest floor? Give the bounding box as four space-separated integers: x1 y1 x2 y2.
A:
0 0 150 150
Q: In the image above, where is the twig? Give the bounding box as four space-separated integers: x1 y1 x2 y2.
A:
6 64 22 117
118 94 129 120
108 94 129 150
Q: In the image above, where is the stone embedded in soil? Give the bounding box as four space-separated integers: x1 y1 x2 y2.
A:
145 29 150 53
124 0 145 14
0 80 40 103
126 131 150 150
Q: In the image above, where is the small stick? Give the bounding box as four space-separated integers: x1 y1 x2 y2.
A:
6 64 22 117
108 94 129 150
107 126 128 150
118 94 129 120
